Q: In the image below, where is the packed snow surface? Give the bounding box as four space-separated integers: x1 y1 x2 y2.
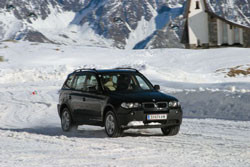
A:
0 41 250 166
1 120 249 167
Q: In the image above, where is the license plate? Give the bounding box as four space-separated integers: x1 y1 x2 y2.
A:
147 114 167 120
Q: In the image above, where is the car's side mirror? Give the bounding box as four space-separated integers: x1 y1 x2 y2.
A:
154 85 160 91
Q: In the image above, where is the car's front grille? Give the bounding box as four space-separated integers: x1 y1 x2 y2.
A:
144 103 155 108
157 102 167 108
142 102 168 113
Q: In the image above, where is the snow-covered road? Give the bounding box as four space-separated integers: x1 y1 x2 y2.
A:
1 119 250 167
0 81 250 167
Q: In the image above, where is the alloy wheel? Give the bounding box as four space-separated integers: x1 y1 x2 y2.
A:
62 110 71 131
105 114 115 135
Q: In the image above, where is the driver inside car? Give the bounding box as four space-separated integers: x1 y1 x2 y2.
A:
104 76 116 91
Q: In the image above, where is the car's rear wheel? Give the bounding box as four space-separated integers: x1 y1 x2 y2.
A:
61 108 77 132
105 111 123 137
161 125 180 136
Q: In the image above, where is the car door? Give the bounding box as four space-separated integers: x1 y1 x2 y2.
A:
70 73 89 123
60 73 75 114
83 73 106 124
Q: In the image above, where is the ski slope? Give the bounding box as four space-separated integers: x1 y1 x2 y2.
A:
0 41 250 166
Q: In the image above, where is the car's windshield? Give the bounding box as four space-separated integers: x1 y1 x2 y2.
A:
100 73 153 92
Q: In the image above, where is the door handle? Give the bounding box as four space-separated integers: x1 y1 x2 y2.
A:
69 95 72 100
82 97 86 101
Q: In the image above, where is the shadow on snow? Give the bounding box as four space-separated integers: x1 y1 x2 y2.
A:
0 126 164 138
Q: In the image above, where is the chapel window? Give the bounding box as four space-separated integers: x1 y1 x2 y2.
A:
195 1 200 9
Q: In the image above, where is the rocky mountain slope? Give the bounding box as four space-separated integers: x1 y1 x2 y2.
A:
0 0 249 49
0 0 61 43
0 0 185 48
69 0 186 48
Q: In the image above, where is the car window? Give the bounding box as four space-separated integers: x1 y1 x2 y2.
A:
135 75 151 90
86 74 99 92
72 74 87 91
101 73 152 92
63 74 74 89
101 75 117 91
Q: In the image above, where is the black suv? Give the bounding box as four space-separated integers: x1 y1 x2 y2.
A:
57 68 182 137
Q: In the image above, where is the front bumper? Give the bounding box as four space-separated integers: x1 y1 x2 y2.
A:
116 107 183 129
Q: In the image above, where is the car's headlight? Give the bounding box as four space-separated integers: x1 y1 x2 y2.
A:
121 102 141 109
169 101 180 108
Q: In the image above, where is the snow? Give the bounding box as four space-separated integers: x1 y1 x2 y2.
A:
30 5 74 30
125 16 157 49
70 0 106 25
1 119 250 167
27 4 113 47
2 42 250 85
126 121 161 126
0 41 250 166
0 12 24 40
0 3 113 47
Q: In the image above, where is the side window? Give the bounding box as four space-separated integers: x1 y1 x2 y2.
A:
63 74 74 89
86 74 99 92
135 75 150 90
72 74 87 91
102 75 117 91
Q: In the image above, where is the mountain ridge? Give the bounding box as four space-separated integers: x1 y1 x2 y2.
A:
0 0 249 49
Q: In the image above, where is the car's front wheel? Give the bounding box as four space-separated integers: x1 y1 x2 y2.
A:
105 111 123 137
61 108 77 132
161 125 180 136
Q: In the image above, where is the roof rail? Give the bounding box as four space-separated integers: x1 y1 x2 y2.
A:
74 68 97 73
114 67 139 72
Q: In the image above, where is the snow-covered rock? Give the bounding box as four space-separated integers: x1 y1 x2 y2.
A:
71 0 185 48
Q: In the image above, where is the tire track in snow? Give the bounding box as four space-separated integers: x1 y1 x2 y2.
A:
0 119 249 167
0 87 57 128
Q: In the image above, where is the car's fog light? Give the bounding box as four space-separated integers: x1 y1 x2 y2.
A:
130 111 135 116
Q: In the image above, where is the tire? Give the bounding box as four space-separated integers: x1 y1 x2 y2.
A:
104 111 123 137
61 108 77 132
161 125 180 136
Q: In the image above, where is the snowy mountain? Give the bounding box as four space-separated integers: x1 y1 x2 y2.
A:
69 0 186 48
0 0 250 49
0 0 185 48
0 0 61 43
57 0 90 12
0 0 112 46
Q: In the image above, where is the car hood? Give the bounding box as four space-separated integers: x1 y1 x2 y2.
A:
108 91 178 103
